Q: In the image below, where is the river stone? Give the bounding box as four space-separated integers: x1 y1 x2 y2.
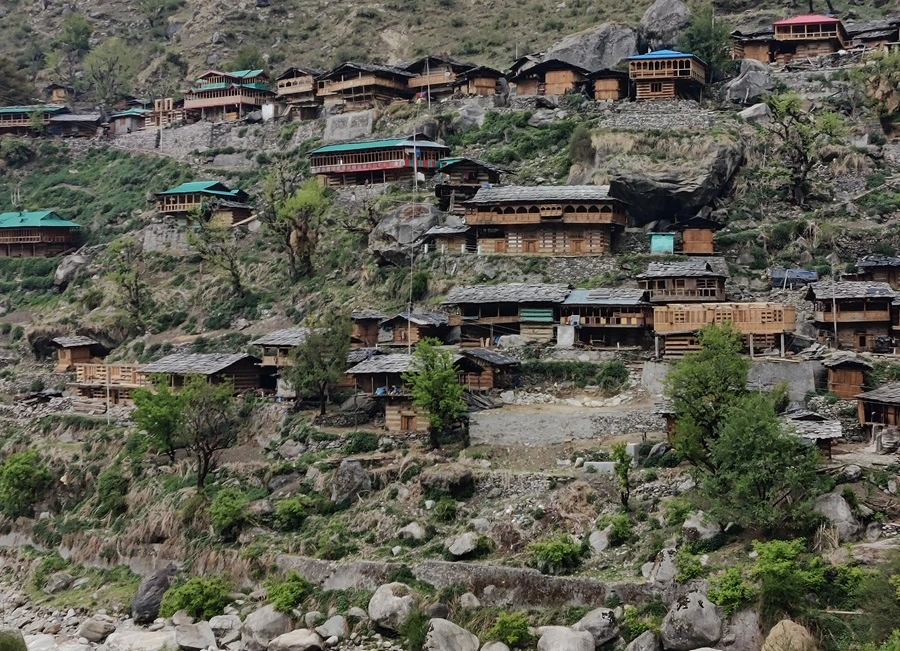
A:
572 607 619 646
242 605 292 651
368 583 414 632
209 614 242 637
24 636 55 651
625 630 661 651
268 629 323 651
175 622 216 650
660 592 722 651
130 564 177 625
424 619 479 651
761 620 817 651
536 626 594 651
640 0 690 50
105 630 177 651
77 619 116 643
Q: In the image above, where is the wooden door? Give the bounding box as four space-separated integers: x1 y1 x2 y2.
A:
401 414 415 431
569 238 585 255
495 239 508 254
524 239 538 254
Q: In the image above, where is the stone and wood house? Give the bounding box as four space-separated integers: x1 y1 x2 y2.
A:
463 186 628 256
589 69 630 101
804 281 895 352
558 288 653 349
732 14 851 64
637 260 727 304
434 158 509 213
108 109 151 135
351 310 386 348
379 312 450 346
308 135 450 187
781 408 843 460
183 69 274 121
856 383 900 441
275 66 323 120
459 348 520 391
451 66 505 96
316 62 414 111
73 363 148 405
138 353 262 392
0 105 68 136
674 216 722 255
154 181 251 225
848 255 900 289
51 336 108 373
0 211 81 257
509 59 591 97
824 354 872 400
403 56 476 100
251 328 311 397
626 50 708 101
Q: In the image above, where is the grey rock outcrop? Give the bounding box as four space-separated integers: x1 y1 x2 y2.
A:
54 253 88 289
649 548 678 589
761 620 817 651
536 626 594 651
660 592 723 651
625 630 661 651
175 622 216 651
209 614 242 638
481 643 511 651
446 532 480 557
814 493 861 542
545 23 639 71
572 607 619 646
424 619 479 651
722 609 763 651
130 564 177 625
242 605 292 651
397 522 427 542
452 102 488 131
724 59 775 104
331 460 371 504
738 103 771 125
640 0 691 51
268 629 323 651
77 619 116 643
682 511 722 542
590 526 613 553
369 204 440 265
368 583 414 632
44 572 74 594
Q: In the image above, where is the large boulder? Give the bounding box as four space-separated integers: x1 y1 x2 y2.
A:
682 511 722 543
424 619 479 651
54 253 88 289
315 616 348 640
175 623 216 651
369 204 440 265
44 572 74 594
761 620 817 651
722 609 764 651
724 59 775 104
625 630 661 651
572 608 619 646
813 493 861 542
608 139 743 226
24 635 55 651
536 627 594 651
105 631 177 651
545 23 639 71
268 630 323 651
77 619 116 643
738 103 772 125
648 548 678 589
368 583 414 632
130 563 177 625
242 605 292 651
331 459 371 504
419 464 475 498
446 531 480 557
640 0 691 51
209 614 242 638
660 592 723 651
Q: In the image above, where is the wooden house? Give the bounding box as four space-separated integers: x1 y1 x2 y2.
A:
404 56 475 100
464 186 628 256
509 59 591 97
434 158 509 212
804 281 895 352
772 15 849 63
425 225 475 254
850 255 900 289
0 105 68 136
182 69 274 121
637 260 727 304
0 211 81 257
459 348 520 391
352 310 386 348
824 354 872 400
847 20 900 50
508 53 544 78
771 267 819 290
559 288 653 348
51 336 107 373
308 135 450 187
451 66 505 97
589 69 630 101
674 216 722 255
781 408 842 460
44 83 74 104
626 50 707 100
47 113 103 137
251 328 312 398
154 181 251 225
379 312 450 346
275 66 322 120
856 383 900 440
146 98 184 129
73 363 148 404
138 353 262 392
731 28 777 62
442 283 571 346
652 302 796 358
315 63 414 111
108 109 150 135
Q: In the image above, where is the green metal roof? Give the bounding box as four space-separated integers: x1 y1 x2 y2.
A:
230 69 265 78
156 181 246 199
0 211 80 228
109 109 150 119
188 82 272 93
438 158 463 168
310 138 450 155
0 105 67 115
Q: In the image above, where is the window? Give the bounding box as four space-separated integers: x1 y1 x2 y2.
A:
650 82 663 94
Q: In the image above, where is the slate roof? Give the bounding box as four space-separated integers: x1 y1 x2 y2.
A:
452 66 505 80
346 352 467 375
402 56 476 74
251 328 311 347
318 62 414 80
856 255 900 269
782 407 828 422
805 281 896 301
49 113 102 123
442 283 571 305
563 288 648 306
51 336 99 348
823 353 873 369
140 353 259 375
382 312 449 327
509 58 591 81
276 66 324 80
857 382 900 403
438 157 510 174
465 185 617 204
637 260 722 279
461 348 520 367
786 419 843 441
347 348 382 364
351 309 387 320
0 211 80 229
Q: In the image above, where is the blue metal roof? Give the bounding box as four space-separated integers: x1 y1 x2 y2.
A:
627 49 706 65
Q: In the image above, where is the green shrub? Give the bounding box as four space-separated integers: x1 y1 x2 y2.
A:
344 431 380 455
709 567 758 615
750 539 824 618
568 124 594 164
527 533 584 575
0 450 52 517
487 611 533 647
160 575 232 620
607 514 633 547
432 497 457 522
399 610 430 650
267 570 315 613
32 551 68 589
274 496 308 531
675 548 706 583
410 271 429 301
208 488 250 541
0 628 27 651
520 360 628 392
96 466 129 517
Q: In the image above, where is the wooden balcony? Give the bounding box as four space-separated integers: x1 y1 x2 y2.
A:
628 59 706 84
317 75 408 95
647 288 724 301
814 310 891 323
466 209 626 227
184 92 270 110
775 25 845 43
450 314 520 326
277 80 314 95
654 303 796 334
75 363 148 388
566 315 647 327
0 231 77 244
408 72 457 89
157 200 202 213
0 116 50 128
311 158 407 175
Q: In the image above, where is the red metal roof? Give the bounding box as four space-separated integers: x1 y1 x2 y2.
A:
773 14 841 26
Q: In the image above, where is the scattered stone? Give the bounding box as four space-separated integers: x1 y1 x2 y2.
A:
459 593 481 611
77 619 116 643
842 465 863 482
625 630 661 651
175 622 216 651
105 630 177 651
682 511 721 542
25 635 57 651
446 532 480 557
171 611 194 626
305 612 324 629
368 583 414 632
536 626 594 651
242 605 292 651
330 460 371 504
424 619 479 651
209 615 242 637
572 608 619 646
397 522 427 542
813 493 861 542
425 604 450 620
867 523 883 541
590 526 612 553
44 573 74 594
347 607 369 622
315 616 348 640
761 620 817 651
738 103 771 125
268 629 323 651
660 592 722 651
649 548 678 589
131 564 177 625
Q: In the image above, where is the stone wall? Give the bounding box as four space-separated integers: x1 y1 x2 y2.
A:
470 408 666 445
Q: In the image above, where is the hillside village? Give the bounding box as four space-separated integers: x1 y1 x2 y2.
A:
6 1 900 651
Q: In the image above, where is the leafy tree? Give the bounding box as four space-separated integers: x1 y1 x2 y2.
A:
179 377 244 488
56 14 92 57
402 338 467 449
763 93 844 205
132 376 187 462
0 450 52 517
750 539 825 619
188 216 247 298
281 317 351 415
678 4 735 81
0 56 35 105
83 38 141 115
665 323 749 471
228 45 266 72
699 392 826 531
107 237 154 331
611 442 631 510
0 138 35 168
160 575 232 619
260 169 329 280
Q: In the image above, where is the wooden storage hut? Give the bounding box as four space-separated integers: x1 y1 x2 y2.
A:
637 260 726 304
442 283 571 346
47 113 103 137
434 158 509 212
424 225 474 254
108 109 150 135
404 56 476 99
73 363 148 404
464 185 628 256
351 310 386 348
851 255 900 289
559 288 652 348
0 210 81 257
451 66 505 96
772 14 849 63
847 20 900 50
308 135 450 187
509 59 590 97
459 348 520 391
781 408 842 460
315 62 414 111
0 105 68 136
626 50 707 100
138 353 262 392
275 66 323 120
771 267 819 290
675 216 722 255
731 28 776 63
51 336 107 373
183 69 274 121
857 383 900 432
824 354 872 400
379 312 450 346
154 181 251 225
589 69 629 101
146 97 184 129
252 328 311 368
804 281 895 352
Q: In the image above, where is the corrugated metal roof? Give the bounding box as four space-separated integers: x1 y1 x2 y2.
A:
52 336 99 348
109 109 151 118
465 185 617 204
563 288 648 306
140 353 259 375
156 181 246 200
627 49 705 64
856 255 900 269
251 328 311 347
0 105 66 115
461 348 519 366
0 211 80 229
774 14 841 26
857 382 900 403
637 260 722 279
443 283 571 305
805 281 895 301
309 137 449 155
